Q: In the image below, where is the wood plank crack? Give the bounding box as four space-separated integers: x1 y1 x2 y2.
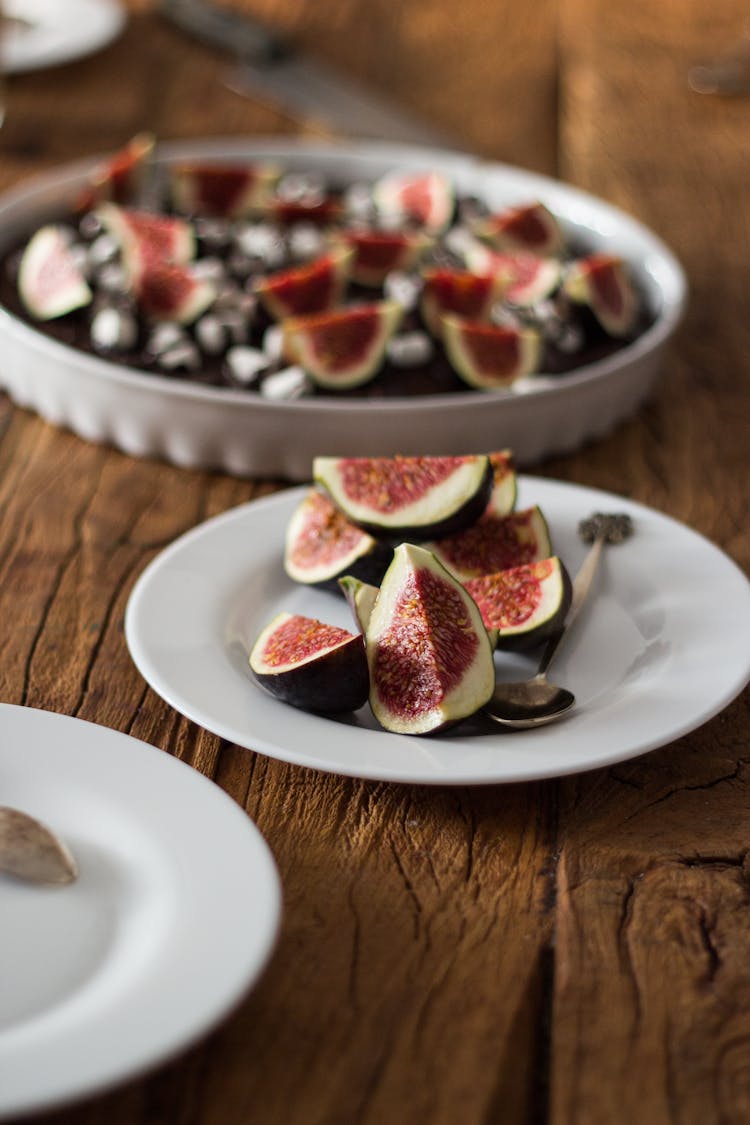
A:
621 761 748 821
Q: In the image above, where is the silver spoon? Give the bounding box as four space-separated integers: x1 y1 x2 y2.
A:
0 807 78 885
485 512 633 729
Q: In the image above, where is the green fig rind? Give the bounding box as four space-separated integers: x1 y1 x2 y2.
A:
18 226 92 321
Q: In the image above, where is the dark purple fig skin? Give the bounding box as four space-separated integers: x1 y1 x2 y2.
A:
250 635 369 714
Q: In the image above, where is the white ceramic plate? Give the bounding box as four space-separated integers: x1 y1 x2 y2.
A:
0 704 281 1119
0 137 686 480
124 478 750 786
0 0 125 74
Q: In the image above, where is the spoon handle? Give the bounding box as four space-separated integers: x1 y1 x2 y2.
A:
536 530 606 677
568 530 606 622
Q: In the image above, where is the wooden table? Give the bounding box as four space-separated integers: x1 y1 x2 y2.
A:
2 2 749 1122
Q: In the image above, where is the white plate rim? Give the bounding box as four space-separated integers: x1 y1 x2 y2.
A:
124 477 750 786
0 0 125 74
0 703 282 1119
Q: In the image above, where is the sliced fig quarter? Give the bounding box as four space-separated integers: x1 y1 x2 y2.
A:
281 301 403 390
249 612 369 713
96 204 195 283
428 505 552 581
442 315 542 389
373 170 454 234
313 453 494 541
18 225 92 320
333 229 433 287
463 557 572 650
254 248 353 321
170 162 279 218
284 489 392 591
471 200 563 256
365 543 495 735
464 245 561 307
562 253 639 337
135 261 216 324
420 268 508 337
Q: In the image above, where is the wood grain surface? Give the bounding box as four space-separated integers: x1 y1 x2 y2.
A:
0 1 748 1123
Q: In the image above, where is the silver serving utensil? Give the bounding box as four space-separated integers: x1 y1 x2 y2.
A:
0 806 78 885
159 0 458 146
485 512 633 729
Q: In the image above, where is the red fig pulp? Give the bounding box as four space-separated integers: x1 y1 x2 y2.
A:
365 544 495 734
428 505 552 581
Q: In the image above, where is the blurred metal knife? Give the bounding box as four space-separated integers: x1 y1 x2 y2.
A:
159 0 457 147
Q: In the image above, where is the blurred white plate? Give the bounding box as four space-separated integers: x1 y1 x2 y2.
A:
124 477 750 786
0 703 281 1119
1 0 125 73
0 138 686 480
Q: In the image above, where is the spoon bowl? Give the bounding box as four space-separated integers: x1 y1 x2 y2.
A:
487 673 576 729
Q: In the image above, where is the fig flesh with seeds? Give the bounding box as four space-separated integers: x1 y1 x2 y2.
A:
132 260 216 323
373 170 454 234
270 197 344 226
313 453 494 541
463 557 571 651
441 315 542 389
420 268 507 336
471 201 563 256
255 248 353 321
18 225 92 320
281 301 403 389
284 489 392 591
96 204 195 283
365 543 495 735
333 229 432 287
249 612 369 713
170 162 279 217
562 253 639 337
464 245 561 307
428 505 552 581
